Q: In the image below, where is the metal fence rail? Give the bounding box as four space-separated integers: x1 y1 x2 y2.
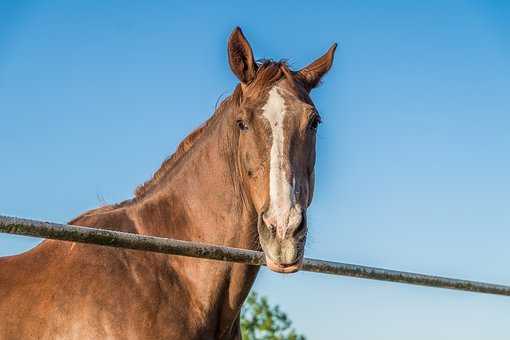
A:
0 214 509 297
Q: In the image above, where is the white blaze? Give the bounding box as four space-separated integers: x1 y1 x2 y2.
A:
262 86 294 237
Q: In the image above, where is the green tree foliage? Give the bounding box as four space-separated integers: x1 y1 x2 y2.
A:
240 292 306 340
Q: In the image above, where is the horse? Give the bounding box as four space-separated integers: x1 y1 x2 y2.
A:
0 27 336 339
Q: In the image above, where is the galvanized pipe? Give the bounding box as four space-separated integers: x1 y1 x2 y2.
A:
0 215 509 297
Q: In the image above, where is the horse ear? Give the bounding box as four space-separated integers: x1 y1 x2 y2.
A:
228 27 258 84
297 43 337 91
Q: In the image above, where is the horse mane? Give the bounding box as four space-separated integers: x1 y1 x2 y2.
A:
134 60 295 199
133 110 222 198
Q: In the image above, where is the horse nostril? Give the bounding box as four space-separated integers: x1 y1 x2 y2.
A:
268 223 276 235
291 219 306 237
262 214 276 234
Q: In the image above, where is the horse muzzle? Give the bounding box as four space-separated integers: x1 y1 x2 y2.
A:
258 208 307 274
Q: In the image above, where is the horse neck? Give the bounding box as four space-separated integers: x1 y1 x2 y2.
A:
133 106 256 242
130 104 259 337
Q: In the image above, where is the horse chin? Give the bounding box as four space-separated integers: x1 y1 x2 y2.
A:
265 256 303 274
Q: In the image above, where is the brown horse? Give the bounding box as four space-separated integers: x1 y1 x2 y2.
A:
0 28 336 339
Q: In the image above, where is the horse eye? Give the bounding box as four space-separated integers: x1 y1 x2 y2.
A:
236 119 248 131
309 115 322 131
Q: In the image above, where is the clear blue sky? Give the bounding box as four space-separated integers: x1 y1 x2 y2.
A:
1 1 509 338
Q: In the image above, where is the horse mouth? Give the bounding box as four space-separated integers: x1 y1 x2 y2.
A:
265 256 303 274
